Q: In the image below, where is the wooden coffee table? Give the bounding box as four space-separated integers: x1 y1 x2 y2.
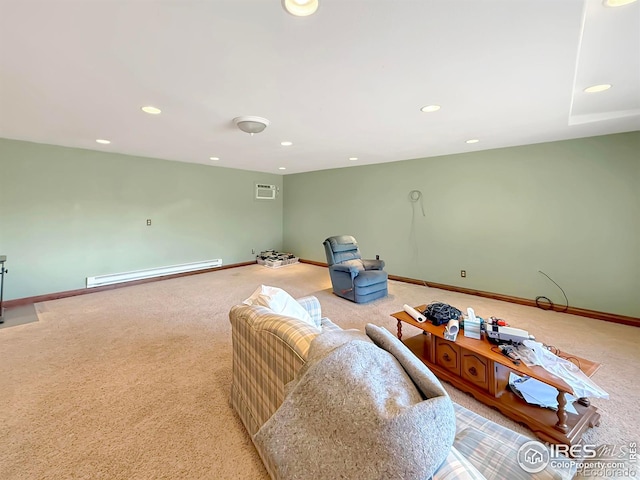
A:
391 306 602 446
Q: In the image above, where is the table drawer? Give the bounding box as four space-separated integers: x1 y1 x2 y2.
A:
436 338 460 375
461 350 489 391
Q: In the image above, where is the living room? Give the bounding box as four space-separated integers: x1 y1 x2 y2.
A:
1 1 639 479
2 130 638 321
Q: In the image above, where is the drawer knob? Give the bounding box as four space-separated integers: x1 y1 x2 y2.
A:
443 353 451 362
469 366 478 376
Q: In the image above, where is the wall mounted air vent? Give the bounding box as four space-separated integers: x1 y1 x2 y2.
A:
256 184 277 200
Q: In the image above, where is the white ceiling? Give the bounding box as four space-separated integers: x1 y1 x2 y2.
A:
1 0 638 175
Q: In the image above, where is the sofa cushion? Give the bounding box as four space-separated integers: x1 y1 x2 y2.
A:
434 446 487 480
253 327 456 480
243 285 314 327
454 427 574 480
294 295 323 328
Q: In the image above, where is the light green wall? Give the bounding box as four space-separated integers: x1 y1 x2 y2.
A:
283 132 640 318
0 138 283 300
2 133 638 317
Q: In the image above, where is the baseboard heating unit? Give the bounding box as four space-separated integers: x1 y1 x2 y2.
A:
86 259 222 288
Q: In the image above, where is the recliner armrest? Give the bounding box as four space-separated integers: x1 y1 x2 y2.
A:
331 264 362 277
362 258 385 270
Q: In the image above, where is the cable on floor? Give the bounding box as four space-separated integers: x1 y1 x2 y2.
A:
536 270 569 312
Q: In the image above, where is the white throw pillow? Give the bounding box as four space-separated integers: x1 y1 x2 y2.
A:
243 285 314 326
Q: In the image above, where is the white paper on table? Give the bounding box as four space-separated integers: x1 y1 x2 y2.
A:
522 340 609 400
509 372 578 415
403 304 426 323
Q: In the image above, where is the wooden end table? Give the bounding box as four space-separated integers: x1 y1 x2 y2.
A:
391 305 602 446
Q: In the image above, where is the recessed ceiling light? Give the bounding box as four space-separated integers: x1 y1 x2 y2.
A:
466 139 479 144
420 105 441 113
209 157 219 161
96 139 111 144
584 84 612 93
141 106 162 115
282 0 319 16
281 141 293 146
603 0 637 6
279 167 286 170
349 157 358 161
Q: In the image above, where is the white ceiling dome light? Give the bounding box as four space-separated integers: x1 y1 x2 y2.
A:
141 105 162 115
584 84 612 93
282 0 318 17
603 0 637 6
233 116 270 135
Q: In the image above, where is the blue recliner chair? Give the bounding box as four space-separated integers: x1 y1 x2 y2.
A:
322 235 388 303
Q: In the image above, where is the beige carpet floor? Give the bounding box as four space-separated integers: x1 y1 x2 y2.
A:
0 304 39 329
0 263 638 479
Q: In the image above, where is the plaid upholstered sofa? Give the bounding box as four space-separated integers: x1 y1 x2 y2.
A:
230 295 576 480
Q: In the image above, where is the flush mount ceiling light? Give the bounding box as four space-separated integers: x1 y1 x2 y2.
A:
234 116 270 135
96 138 111 144
584 84 612 93
141 105 162 115
209 156 219 161
466 139 479 144
420 105 441 113
281 141 293 146
603 0 637 6
282 0 318 16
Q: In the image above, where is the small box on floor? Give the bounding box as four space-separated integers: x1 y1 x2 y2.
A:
256 251 299 268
